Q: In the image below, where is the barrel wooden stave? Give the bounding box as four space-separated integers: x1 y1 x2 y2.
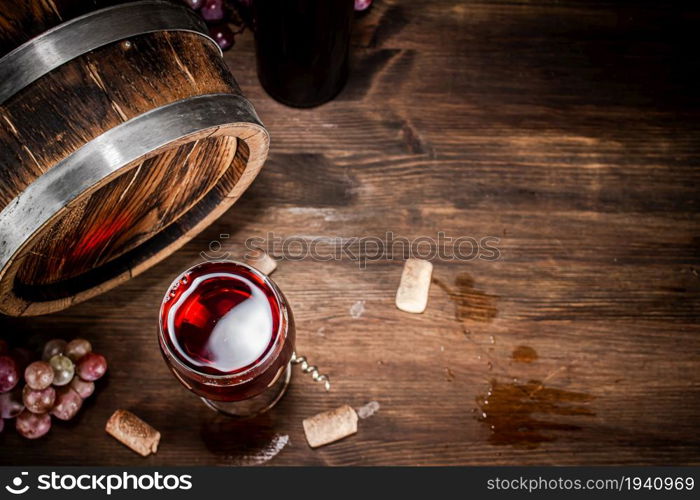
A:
0 31 236 201
0 3 269 316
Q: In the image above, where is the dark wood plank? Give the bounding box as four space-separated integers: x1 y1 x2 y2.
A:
2 0 699 465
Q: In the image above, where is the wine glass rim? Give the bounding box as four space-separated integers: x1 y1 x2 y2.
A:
157 259 289 383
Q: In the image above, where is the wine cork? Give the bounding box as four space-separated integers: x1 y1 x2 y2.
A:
105 410 160 457
395 258 433 313
303 404 358 448
245 251 277 275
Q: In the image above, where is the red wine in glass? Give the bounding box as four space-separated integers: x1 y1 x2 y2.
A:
159 261 294 416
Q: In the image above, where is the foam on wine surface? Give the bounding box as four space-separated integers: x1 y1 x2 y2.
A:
162 265 280 376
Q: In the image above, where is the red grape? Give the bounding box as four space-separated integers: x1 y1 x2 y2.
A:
70 377 95 399
201 0 224 22
16 409 51 439
42 339 66 361
0 389 24 418
0 355 19 393
209 23 235 50
65 338 92 362
25 361 54 390
76 352 107 381
354 0 373 11
0 417 4 433
51 387 82 420
182 0 204 9
23 385 56 414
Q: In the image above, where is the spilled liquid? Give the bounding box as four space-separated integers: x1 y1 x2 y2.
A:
512 345 538 363
434 271 593 448
476 379 595 449
433 273 498 322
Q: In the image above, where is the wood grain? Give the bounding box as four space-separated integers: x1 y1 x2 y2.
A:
1 0 699 465
0 0 128 57
0 29 236 207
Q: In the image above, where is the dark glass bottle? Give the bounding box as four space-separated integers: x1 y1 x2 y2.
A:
253 0 355 108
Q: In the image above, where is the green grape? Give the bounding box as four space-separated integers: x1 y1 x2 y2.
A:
24 361 54 390
65 338 92 362
42 339 67 361
15 409 51 439
49 355 74 386
23 385 56 414
51 387 82 420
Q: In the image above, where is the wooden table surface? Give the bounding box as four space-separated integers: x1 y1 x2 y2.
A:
2 0 699 466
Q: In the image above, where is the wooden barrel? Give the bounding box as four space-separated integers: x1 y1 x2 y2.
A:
0 0 269 316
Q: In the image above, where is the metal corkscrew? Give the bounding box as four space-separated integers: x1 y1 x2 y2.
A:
291 352 331 391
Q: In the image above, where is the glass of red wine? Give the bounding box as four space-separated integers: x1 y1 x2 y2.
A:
158 261 295 417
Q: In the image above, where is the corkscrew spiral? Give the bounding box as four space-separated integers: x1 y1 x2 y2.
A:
291 352 331 391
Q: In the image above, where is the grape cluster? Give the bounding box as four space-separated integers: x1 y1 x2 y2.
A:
0 338 107 439
182 0 374 51
182 0 250 51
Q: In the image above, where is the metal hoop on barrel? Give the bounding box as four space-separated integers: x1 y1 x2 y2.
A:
0 93 269 316
0 0 221 104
